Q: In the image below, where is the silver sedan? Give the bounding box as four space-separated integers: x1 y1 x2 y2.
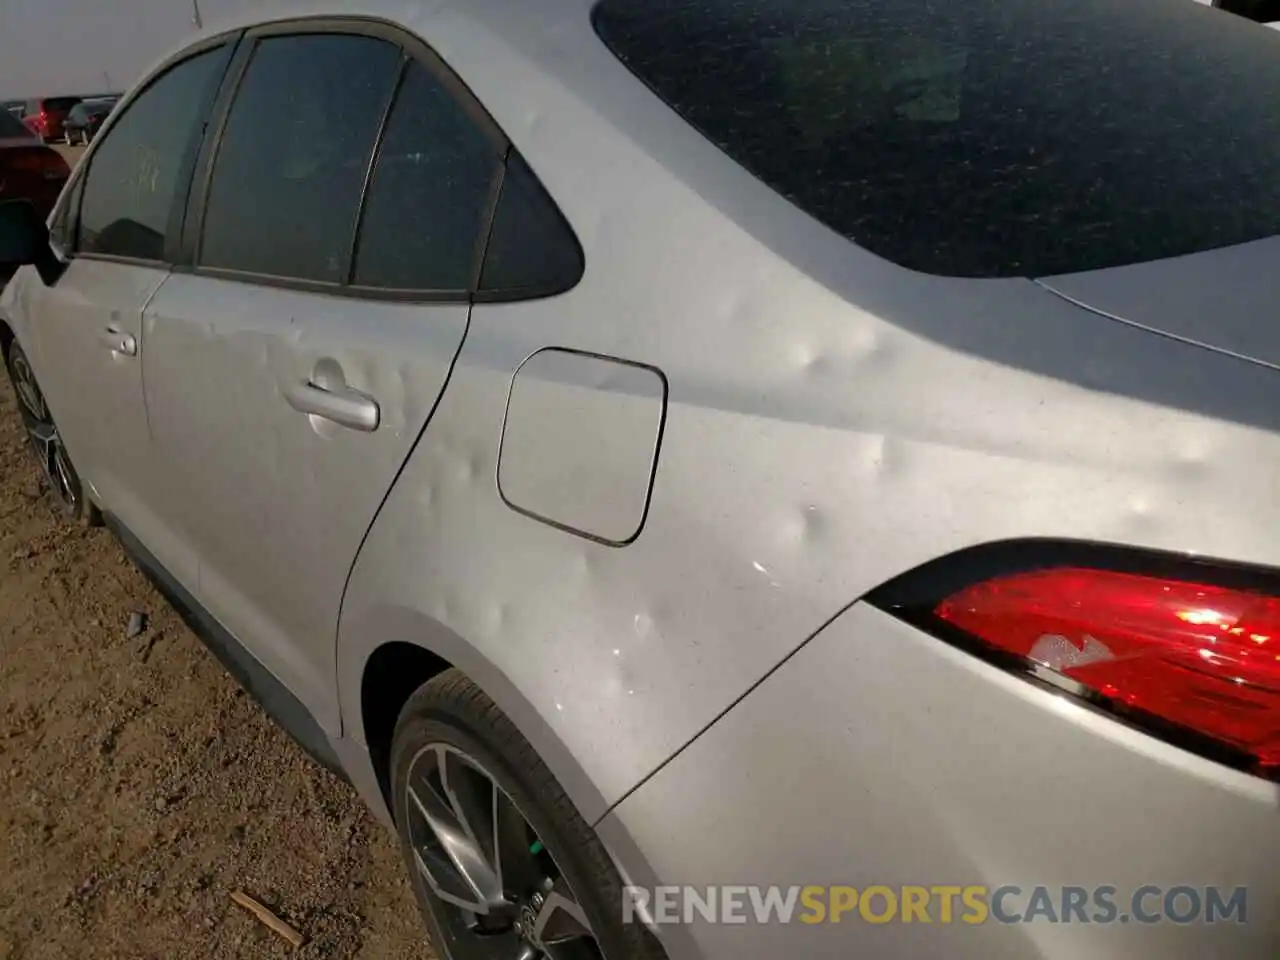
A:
2 0 1279 957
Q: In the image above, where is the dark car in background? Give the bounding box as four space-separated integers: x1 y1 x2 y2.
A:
2 100 24 121
0 109 68 284
21 96 81 143
62 97 120 146
0 110 69 215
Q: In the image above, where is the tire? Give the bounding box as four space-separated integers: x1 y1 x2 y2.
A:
3 342 101 526
390 669 665 960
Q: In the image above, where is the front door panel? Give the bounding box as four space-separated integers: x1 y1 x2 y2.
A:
142 275 469 734
27 260 166 539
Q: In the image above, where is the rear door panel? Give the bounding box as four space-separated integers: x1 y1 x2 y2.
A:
142 276 469 734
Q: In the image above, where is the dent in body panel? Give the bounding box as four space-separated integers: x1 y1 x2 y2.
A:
143 275 469 735
340 2 1280 816
498 348 666 545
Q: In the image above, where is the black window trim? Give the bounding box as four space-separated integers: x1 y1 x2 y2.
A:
59 30 241 271
346 52 411 286
179 15 523 305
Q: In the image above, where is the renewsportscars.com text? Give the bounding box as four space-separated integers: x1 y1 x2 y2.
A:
622 884 1248 926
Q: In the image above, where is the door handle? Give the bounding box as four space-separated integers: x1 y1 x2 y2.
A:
284 380 380 432
100 325 136 357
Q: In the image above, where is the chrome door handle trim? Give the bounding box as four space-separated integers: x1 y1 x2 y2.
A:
100 326 136 357
284 381 380 432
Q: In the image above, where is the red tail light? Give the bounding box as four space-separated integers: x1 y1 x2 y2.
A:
935 567 1280 771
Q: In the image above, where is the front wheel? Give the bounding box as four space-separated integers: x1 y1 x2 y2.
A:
4 342 99 525
390 670 665 960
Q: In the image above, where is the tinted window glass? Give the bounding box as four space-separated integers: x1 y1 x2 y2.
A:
595 0 1280 277
352 62 501 291
78 48 225 261
480 153 583 297
200 34 400 282
45 98 80 112
1219 0 1280 20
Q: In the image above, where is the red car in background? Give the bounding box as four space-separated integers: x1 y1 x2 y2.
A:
0 109 69 220
21 96 81 143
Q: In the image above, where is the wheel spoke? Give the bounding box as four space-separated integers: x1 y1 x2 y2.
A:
51 443 77 506
26 421 56 456
11 362 46 421
405 747 506 915
532 880 594 946
493 784 541 900
437 747 506 907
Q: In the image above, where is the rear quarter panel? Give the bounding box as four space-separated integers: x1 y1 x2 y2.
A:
338 0 1280 821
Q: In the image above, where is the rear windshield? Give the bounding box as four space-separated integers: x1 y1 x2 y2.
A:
593 0 1280 277
44 97 80 111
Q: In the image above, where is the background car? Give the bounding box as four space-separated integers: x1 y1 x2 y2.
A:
21 95 80 143
0 108 69 217
62 96 119 145
2 100 25 120
4 2 1280 959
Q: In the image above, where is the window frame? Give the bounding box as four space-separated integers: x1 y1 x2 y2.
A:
181 16 518 304
53 31 240 269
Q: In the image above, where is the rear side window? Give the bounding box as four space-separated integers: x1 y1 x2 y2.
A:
594 0 1280 278
77 47 228 261
479 153 584 298
199 33 402 282
352 61 502 292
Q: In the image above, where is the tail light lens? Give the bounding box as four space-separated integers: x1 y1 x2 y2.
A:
933 566 1280 771
869 544 1280 778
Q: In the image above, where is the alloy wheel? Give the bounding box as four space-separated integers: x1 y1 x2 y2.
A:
9 351 82 515
405 743 604 960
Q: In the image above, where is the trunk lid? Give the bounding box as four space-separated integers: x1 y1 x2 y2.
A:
1037 235 1280 369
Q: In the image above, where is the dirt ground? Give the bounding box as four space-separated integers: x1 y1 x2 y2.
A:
0 155 433 958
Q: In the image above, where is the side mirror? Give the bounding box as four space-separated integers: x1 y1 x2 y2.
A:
0 199 63 285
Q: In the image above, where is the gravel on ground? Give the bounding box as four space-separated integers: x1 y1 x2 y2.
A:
0 351 430 957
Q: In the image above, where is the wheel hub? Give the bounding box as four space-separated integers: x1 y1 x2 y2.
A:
512 890 546 946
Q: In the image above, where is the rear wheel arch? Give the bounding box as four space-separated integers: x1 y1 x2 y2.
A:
352 622 611 827
360 640 452 809
0 320 14 363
